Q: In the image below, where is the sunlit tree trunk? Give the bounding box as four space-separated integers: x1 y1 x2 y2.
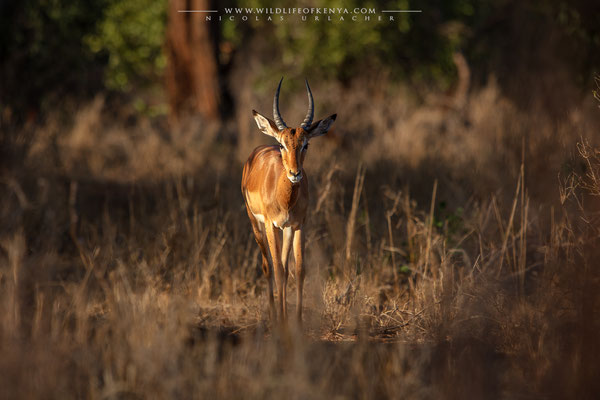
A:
166 0 220 122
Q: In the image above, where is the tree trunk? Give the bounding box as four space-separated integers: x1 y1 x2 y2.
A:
166 0 220 122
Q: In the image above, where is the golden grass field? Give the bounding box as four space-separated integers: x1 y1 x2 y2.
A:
1 78 600 399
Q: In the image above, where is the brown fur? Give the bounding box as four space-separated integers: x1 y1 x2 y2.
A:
241 111 336 323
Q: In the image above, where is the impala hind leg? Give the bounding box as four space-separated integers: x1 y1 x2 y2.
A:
260 254 275 321
281 227 293 318
293 227 305 323
246 208 275 319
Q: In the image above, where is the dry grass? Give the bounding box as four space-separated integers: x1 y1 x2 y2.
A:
1 79 600 399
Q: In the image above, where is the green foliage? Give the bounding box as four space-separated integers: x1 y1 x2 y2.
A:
435 201 464 242
0 0 107 114
1 0 598 118
233 0 489 87
84 0 167 91
0 0 167 118
399 265 412 275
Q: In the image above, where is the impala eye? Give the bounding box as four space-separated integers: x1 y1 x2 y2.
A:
303 143 309 151
279 144 284 150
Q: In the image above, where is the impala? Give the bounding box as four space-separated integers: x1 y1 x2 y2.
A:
241 78 336 322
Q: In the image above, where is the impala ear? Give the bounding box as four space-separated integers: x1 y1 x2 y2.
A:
307 114 336 139
253 110 281 140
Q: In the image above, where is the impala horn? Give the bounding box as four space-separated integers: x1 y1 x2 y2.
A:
273 77 288 131
300 79 314 129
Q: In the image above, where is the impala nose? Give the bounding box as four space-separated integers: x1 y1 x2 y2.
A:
288 170 302 183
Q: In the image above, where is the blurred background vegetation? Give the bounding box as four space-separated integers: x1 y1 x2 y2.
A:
1 2 600 398
1 0 598 125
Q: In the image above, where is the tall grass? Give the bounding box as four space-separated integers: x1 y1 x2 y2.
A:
1 79 599 398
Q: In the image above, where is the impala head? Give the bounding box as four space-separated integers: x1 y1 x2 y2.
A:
253 77 337 184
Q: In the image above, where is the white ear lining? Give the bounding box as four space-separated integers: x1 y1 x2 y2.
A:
253 112 280 140
254 114 270 132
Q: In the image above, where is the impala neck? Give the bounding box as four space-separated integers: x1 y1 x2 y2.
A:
276 168 301 211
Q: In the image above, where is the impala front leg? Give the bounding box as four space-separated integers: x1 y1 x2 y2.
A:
293 227 305 323
265 222 286 321
281 227 293 313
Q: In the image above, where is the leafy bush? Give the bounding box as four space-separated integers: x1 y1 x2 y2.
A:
0 0 106 115
84 0 167 91
235 0 490 87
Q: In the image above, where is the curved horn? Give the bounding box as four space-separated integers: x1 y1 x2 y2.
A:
273 77 287 131
300 79 314 129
